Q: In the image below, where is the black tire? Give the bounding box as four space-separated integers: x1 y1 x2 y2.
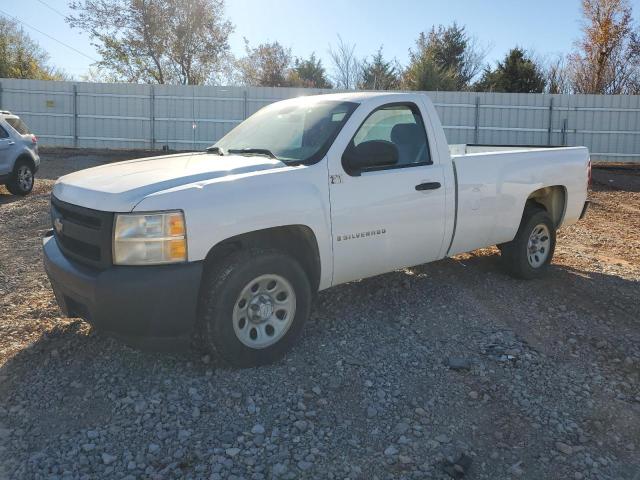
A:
199 248 311 367
6 159 35 196
500 207 556 279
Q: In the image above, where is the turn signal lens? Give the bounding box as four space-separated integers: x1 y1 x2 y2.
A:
168 214 185 236
167 239 187 261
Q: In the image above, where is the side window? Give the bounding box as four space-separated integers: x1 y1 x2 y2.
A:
0 126 9 139
351 104 431 169
5 117 30 135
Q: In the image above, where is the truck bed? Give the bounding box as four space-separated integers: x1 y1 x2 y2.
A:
446 146 590 256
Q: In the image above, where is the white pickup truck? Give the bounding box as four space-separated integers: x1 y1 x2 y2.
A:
43 92 590 366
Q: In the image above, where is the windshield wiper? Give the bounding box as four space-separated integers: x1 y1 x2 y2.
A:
205 145 225 155
227 148 277 159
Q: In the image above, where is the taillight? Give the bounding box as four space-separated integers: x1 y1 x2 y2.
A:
31 135 37 144
587 159 592 188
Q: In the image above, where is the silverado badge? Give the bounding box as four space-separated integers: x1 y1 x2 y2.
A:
337 229 386 242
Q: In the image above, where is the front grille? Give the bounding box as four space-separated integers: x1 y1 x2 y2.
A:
51 196 114 269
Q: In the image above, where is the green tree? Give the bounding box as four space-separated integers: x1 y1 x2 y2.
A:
288 53 332 88
0 17 65 80
475 48 546 93
236 40 292 87
403 23 485 91
67 0 233 84
358 47 400 90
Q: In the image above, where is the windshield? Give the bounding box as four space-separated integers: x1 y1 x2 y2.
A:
5 117 31 135
214 100 358 163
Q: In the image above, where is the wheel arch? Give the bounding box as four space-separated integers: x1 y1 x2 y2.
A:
203 225 322 293
525 185 567 227
14 152 36 172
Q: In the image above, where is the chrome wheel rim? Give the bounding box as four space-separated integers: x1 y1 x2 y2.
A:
17 165 33 191
232 274 296 349
527 223 551 268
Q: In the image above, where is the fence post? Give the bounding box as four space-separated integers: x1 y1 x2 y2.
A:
243 90 248 119
0 80 3 109
150 85 155 150
547 97 554 146
561 118 568 146
474 96 480 144
72 83 78 148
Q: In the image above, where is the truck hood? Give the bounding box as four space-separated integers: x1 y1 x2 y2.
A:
52 152 286 211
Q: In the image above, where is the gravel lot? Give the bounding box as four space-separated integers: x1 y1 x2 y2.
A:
0 149 639 480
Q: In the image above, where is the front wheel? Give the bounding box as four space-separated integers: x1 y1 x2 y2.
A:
6 160 35 196
199 249 311 367
500 207 556 279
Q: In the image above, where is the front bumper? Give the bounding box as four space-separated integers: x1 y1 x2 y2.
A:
43 233 203 349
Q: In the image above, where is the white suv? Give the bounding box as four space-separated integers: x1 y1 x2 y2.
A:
0 111 40 196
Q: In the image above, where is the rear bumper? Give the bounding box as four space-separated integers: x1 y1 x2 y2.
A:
579 200 590 220
42 233 202 349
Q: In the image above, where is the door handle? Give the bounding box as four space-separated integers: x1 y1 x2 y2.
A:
8 141 15 145
415 182 441 191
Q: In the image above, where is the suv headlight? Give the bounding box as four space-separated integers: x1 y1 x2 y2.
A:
113 211 187 265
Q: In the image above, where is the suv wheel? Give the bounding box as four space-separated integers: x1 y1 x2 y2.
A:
6 159 34 196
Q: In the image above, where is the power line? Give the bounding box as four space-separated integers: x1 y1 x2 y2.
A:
33 0 67 19
0 8 98 63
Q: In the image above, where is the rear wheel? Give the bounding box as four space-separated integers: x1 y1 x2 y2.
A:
500 207 556 279
199 248 311 367
6 159 34 196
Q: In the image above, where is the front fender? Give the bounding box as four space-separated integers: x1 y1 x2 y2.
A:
133 163 334 289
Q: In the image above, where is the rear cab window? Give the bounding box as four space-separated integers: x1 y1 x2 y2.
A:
5 117 31 135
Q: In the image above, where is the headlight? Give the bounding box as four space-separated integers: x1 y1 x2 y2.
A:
113 211 187 265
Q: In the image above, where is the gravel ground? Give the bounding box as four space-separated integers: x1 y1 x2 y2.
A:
0 150 639 480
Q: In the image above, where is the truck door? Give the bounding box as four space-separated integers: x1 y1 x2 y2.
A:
328 101 447 286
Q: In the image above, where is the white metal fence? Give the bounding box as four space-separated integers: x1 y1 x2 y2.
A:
1 78 639 163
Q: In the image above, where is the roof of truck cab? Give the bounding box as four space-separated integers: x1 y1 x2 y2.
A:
288 91 422 104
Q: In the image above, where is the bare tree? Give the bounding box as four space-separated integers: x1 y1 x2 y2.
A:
67 0 233 85
545 55 572 93
459 35 489 87
328 35 361 89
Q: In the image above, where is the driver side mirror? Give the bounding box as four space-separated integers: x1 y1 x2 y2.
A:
342 140 399 176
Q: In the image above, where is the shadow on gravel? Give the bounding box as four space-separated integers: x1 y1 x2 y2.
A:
0 191 23 206
1 253 637 382
0 254 638 479
450 251 638 317
592 164 640 193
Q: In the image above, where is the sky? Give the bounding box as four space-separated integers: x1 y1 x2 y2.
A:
2 0 640 80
